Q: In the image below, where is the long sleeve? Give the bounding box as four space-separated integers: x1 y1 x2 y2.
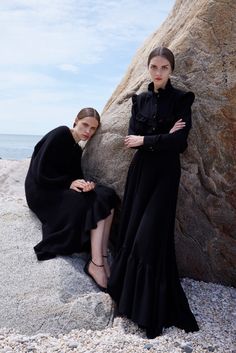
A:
143 92 194 153
128 94 138 135
29 126 82 188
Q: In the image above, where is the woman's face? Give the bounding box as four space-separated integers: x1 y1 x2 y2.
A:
73 116 99 141
148 55 172 90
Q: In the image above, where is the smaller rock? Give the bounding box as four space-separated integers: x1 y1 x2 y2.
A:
26 344 37 351
0 348 13 353
207 347 215 352
144 343 153 350
180 343 193 353
68 341 79 349
18 337 30 343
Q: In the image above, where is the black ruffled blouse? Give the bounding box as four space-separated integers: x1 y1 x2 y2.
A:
129 79 195 153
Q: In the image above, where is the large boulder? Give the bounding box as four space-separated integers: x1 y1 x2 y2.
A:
0 160 113 335
83 0 236 286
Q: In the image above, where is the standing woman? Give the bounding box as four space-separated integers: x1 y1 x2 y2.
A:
108 47 199 337
25 108 117 291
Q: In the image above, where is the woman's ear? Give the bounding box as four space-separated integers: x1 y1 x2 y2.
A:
73 117 79 128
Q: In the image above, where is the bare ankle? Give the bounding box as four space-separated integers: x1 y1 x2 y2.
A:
91 258 103 267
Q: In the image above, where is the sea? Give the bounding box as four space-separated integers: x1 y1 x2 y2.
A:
0 133 42 160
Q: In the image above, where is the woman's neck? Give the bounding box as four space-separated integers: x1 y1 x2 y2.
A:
154 78 170 92
154 83 166 92
70 128 80 143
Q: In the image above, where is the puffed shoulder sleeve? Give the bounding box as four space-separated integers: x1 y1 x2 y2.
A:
143 91 195 153
175 90 195 131
128 94 138 135
181 91 195 106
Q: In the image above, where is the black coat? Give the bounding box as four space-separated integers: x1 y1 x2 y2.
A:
25 126 117 261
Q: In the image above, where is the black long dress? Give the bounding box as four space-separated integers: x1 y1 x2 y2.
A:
108 80 199 338
25 126 117 261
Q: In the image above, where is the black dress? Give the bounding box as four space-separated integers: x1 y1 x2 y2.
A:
108 80 199 338
25 126 117 261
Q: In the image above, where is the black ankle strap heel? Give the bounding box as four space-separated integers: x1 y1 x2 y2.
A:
84 258 107 292
91 259 104 267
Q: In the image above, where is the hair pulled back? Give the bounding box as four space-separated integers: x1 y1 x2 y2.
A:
147 47 175 71
76 107 100 125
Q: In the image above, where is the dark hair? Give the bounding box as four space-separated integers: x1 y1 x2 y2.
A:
73 107 100 127
147 47 175 71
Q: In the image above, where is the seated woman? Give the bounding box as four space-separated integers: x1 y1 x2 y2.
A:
25 107 117 291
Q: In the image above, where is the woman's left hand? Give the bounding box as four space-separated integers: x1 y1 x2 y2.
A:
70 179 95 192
169 119 186 134
124 135 144 148
82 181 95 192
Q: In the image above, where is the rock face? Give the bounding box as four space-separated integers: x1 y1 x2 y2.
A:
83 0 236 286
0 160 113 335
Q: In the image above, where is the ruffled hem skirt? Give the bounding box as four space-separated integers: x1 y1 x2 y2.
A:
108 246 199 338
34 184 118 261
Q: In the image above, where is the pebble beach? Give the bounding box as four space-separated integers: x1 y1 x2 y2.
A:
0 279 235 353
0 160 235 353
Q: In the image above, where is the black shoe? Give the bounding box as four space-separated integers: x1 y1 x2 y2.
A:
84 259 107 292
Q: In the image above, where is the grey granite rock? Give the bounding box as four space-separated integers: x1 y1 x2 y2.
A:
0 160 113 335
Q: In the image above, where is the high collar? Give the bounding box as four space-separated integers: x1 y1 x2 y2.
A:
148 79 173 96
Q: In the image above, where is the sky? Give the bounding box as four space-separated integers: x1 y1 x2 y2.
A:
0 0 175 135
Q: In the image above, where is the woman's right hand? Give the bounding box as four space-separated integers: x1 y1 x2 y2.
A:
70 179 95 192
169 119 186 134
124 135 144 148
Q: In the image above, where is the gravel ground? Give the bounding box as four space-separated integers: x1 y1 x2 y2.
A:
0 279 235 353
